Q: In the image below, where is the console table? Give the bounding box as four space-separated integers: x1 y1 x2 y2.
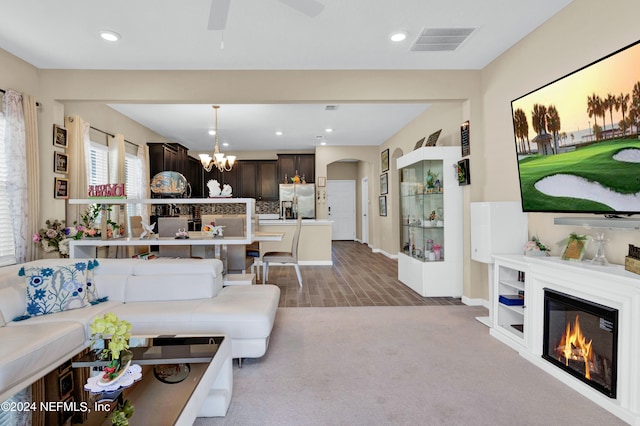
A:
491 255 640 425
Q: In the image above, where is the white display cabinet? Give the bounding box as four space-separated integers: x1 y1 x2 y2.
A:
397 147 463 297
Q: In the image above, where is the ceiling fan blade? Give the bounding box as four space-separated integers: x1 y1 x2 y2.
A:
208 0 231 30
278 0 325 18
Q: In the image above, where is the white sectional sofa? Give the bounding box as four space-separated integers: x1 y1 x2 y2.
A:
0 257 280 403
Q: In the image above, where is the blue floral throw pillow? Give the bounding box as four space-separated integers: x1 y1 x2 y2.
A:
18 263 89 317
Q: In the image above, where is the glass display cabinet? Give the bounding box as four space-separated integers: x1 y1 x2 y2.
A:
397 146 463 297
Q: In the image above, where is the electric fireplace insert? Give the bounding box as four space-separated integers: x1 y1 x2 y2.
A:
543 288 618 398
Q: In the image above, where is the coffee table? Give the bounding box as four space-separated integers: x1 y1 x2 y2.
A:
72 335 232 425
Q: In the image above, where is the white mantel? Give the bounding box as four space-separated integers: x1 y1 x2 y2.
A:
492 255 640 425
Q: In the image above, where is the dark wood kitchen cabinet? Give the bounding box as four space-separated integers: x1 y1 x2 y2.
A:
148 142 189 178
277 154 315 184
203 166 239 197
186 155 203 198
239 160 278 201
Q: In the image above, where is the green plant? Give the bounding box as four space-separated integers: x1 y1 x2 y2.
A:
111 399 134 426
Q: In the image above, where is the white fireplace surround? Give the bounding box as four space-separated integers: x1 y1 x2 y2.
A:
492 255 640 425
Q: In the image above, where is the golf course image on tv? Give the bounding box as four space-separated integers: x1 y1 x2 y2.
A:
511 39 640 214
517 139 640 213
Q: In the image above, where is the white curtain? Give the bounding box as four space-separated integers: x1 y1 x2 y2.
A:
137 144 150 221
3 89 28 263
65 116 91 226
23 94 39 262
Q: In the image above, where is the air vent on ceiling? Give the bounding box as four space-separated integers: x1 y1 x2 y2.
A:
411 27 476 52
325 105 338 111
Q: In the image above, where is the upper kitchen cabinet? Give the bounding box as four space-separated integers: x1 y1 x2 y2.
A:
203 166 239 197
238 160 278 201
148 142 189 178
277 154 315 184
186 156 203 198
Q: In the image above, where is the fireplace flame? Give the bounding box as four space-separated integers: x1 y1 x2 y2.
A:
558 315 593 380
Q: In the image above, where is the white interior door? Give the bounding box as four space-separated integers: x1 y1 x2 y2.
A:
361 177 369 244
327 180 356 240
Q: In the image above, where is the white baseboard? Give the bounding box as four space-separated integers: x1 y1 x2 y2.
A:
371 248 397 259
461 296 490 309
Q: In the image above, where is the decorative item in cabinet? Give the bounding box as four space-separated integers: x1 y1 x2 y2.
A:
397 146 463 297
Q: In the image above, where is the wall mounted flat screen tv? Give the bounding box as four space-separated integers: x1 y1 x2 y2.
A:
511 39 640 215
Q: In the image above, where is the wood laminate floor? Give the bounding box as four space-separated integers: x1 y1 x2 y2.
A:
260 240 463 307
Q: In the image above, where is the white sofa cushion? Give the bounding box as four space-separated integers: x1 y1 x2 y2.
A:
7 301 122 338
0 285 26 325
125 274 214 302
0 321 85 396
131 258 224 296
93 275 129 303
191 285 280 339
92 258 137 276
109 300 206 335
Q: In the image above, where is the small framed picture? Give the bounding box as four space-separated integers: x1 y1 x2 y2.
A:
381 149 389 172
53 124 68 148
380 173 388 195
54 151 68 174
560 234 589 262
457 159 471 186
317 176 326 187
379 195 387 216
461 120 470 157
54 177 69 199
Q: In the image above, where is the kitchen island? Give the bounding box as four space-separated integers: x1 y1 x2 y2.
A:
258 219 333 265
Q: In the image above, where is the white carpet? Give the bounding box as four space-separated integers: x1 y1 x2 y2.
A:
195 306 625 426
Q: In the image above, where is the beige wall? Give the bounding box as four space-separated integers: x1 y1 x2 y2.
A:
474 0 640 301
6 1 636 300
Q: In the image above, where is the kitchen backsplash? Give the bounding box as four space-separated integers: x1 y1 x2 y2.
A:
176 200 279 217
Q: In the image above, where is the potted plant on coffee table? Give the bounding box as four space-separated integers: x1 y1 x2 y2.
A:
90 312 133 384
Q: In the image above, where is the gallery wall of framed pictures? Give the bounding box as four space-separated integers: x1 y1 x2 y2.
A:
53 123 69 198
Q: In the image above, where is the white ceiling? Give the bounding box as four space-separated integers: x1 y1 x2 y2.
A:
108 103 432 152
0 0 573 151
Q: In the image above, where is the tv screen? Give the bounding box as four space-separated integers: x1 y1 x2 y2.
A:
511 39 640 215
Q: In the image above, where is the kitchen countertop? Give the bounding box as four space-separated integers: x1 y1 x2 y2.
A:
259 219 332 225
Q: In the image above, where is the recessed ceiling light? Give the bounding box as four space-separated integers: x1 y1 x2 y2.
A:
99 30 120 42
320 142 327 146
208 130 216 136
389 31 407 42
222 142 229 147
325 128 333 133
275 131 283 136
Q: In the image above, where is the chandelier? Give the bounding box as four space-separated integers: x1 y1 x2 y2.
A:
199 105 236 172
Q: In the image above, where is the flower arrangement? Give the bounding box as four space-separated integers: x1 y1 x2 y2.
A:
90 312 133 381
524 236 550 256
32 219 67 254
74 205 122 238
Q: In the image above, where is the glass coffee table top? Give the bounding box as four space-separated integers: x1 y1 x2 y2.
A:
72 336 226 425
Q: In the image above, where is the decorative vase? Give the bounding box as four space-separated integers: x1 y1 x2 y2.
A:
98 349 133 386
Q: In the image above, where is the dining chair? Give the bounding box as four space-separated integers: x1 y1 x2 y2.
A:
262 216 302 287
157 217 191 258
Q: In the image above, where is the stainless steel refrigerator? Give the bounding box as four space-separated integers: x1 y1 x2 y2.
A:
279 184 315 219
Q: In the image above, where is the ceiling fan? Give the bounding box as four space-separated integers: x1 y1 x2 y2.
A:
208 0 325 30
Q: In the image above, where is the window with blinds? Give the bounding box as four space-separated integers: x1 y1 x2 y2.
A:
89 141 109 186
125 152 143 216
88 141 109 224
0 112 17 266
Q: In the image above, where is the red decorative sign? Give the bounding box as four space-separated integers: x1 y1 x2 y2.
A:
88 184 127 198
